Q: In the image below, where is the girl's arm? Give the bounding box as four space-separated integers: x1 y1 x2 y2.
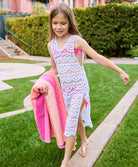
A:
39 42 57 95
48 42 57 75
75 36 130 84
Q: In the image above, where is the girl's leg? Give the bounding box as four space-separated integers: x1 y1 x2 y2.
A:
77 114 89 156
61 136 76 167
77 97 89 156
61 94 86 166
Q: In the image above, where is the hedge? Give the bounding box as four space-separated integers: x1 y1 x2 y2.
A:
73 3 138 57
6 3 138 57
6 15 49 56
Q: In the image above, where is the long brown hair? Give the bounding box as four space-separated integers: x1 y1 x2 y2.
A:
49 3 81 41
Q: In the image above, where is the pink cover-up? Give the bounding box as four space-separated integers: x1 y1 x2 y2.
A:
30 71 67 148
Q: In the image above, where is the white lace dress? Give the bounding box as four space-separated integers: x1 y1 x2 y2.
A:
51 35 93 137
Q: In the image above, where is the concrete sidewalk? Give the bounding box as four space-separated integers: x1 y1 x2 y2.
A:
0 63 45 91
13 55 138 64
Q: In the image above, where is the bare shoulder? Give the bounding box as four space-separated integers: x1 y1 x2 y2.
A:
74 35 88 50
47 41 51 50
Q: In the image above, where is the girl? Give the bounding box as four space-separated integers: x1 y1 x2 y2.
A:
40 3 130 167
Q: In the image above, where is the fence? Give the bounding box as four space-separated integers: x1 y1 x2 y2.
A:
0 12 29 40
0 14 5 39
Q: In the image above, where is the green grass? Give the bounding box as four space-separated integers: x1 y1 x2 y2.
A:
0 76 37 113
0 64 137 114
0 57 42 113
0 62 138 166
94 97 138 167
85 64 138 134
0 111 63 167
0 66 50 114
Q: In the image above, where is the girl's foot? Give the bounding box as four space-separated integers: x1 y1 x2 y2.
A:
79 139 89 157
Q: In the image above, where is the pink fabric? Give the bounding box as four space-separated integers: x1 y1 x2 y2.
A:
31 71 67 148
36 94 51 142
74 48 82 55
84 99 88 108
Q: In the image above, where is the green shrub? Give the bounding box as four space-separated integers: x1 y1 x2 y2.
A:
6 3 138 57
126 45 138 57
110 0 123 3
30 2 47 16
73 3 138 57
6 15 49 56
0 9 7 15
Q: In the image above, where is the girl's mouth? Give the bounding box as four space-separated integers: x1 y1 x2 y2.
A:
56 31 63 34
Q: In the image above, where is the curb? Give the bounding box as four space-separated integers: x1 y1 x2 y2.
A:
0 109 26 119
69 80 138 167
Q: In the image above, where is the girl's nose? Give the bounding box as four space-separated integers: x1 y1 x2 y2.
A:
57 24 61 29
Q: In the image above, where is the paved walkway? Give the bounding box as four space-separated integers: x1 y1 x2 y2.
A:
0 63 45 91
13 55 138 64
0 55 138 166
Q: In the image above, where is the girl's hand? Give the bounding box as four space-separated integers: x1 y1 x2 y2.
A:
39 87 48 95
120 72 130 85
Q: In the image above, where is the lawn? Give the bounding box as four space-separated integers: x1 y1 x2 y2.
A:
94 97 138 167
0 61 138 166
0 58 49 113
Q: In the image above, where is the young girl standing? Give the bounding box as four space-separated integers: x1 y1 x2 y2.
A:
40 3 130 167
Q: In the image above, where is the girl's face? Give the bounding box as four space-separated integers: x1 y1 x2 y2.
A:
52 13 70 38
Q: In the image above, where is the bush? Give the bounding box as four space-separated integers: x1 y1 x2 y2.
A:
73 3 138 57
126 45 138 57
30 2 47 16
0 9 7 15
6 3 138 57
110 0 123 3
6 15 49 56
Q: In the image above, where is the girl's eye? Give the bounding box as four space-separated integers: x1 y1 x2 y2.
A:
61 22 66 25
52 22 67 25
52 22 57 25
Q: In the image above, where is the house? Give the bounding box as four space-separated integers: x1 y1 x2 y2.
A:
0 0 136 13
